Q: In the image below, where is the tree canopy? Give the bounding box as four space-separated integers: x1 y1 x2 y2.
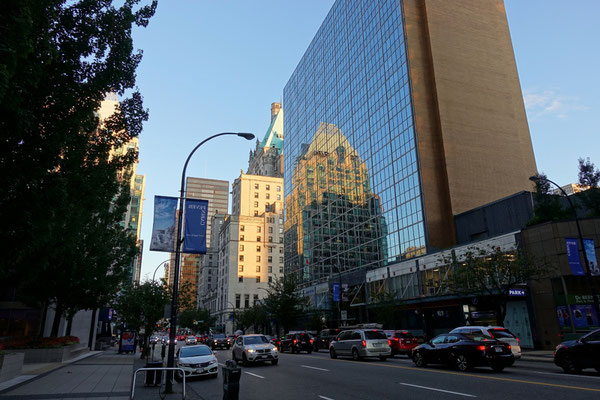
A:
577 157 600 217
0 0 156 335
263 276 305 334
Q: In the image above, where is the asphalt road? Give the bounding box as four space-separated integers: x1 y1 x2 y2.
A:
160 343 600 400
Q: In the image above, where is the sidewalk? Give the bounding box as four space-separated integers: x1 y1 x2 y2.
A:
0 347 133 400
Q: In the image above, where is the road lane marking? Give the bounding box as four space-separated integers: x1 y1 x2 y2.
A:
318 396 334 400
400 383 476 398
532 371 600 379
301 365 330 371
245 372 265 379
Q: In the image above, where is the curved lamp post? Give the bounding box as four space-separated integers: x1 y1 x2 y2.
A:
165 132 254 393
529 175 600 325
152 259 170 281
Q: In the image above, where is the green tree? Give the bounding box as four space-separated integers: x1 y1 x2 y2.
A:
237 305 267 334
448 246 548 326
577 157 600 216
178 308 216 333
371 291 402 329
527 173 571 226
264 277 305 335
0 1 157 336
113 280 169 356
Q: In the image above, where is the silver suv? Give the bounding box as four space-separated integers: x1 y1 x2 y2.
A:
232 334 279 365
329 329 391 361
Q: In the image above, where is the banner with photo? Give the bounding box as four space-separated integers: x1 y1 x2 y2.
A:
565 238 586 276
150 196 178 252
183 198 209 254
583 238 599 276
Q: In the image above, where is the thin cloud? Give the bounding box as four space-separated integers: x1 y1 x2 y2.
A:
523 89 588 120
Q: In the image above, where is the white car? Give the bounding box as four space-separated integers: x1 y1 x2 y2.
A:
185 336 197 345
232 334 279 365
176 345 218 380
450 326 521 361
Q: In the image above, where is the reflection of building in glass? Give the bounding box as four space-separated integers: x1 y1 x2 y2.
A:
283 0 537 292
285 123 387 285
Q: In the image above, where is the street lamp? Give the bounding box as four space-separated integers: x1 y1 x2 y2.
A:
529 175 600 324
152 259 170 281
165 132 254 393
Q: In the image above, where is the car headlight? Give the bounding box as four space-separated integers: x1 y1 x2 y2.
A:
273 347 278 352
247 349 256 353
209 359 217 364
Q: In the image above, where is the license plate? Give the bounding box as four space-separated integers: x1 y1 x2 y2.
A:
494 347 503 353
373 343 381 347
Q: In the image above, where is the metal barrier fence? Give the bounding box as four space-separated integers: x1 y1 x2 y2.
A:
130 367 186 399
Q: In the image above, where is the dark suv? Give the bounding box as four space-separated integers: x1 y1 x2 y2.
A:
313 329 340 352
554 329 600 374
210 333 230 349
281 332 314 354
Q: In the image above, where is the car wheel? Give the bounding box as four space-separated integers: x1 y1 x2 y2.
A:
561 356 581 374
455 354 471 372
379 355 388 361
307 349 313 354
352 348 361 361
330 348 337 359
313 345 319 352
413 351 426 367
272 359 279 365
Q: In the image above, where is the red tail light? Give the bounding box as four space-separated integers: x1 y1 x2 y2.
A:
517 338 520 345
361 340 366 348
477 345 486 351
293 339 297 344
507 345 511 350
388 340 392 346
310 339 314 343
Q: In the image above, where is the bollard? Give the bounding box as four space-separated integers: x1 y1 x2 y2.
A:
145 361 163 386
222 359 241 400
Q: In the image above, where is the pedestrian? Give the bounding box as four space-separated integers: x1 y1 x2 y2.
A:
161 343 166 361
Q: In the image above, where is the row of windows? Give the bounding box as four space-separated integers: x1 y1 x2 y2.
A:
236 275 273 283
254 184 281 191
238 265 283 274
239 235 282 243
238 255 284 263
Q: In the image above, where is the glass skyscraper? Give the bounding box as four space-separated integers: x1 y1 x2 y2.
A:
283 0 538 291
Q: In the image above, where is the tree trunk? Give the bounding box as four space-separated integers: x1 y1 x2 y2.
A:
66 314 73 336
50 302 63 337
37 301 48 339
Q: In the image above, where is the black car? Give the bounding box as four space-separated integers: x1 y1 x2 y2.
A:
210 333 231 349
313 329 340 352
412 332 514 372
280 332 314 354
554 329 600 374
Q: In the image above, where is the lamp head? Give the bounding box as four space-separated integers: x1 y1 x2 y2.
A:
237 133 255 140
529 175 541 183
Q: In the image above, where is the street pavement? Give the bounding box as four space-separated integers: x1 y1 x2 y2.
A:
2 342 599 399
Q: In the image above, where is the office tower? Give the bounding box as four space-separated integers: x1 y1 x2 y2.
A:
215 104 285 333
283 0 537 288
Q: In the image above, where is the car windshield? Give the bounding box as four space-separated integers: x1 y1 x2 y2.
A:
488 329 516 339
462 333 494 342
187 336 195 339
364 331 387 340
213 334 225 339
180 346 212 357
244 336 269 345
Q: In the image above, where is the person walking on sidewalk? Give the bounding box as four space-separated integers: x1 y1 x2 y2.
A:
161 342 166 361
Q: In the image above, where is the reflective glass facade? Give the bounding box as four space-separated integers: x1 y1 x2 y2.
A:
283 0 426 287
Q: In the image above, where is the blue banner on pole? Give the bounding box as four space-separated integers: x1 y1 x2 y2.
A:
150 196 178 252
333 283 340 302
583 238 599 276
565 238 585 276
183 198 209 254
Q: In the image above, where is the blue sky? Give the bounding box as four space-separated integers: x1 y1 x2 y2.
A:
133 0 599 280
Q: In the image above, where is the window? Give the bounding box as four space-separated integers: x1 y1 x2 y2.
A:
239 245 244 251
266 185 270 190
268 266 272 273
254 192 259 198
235 294 240 308
240 235 244 241
254 183 259 189
256 245 261 252
277 194 281 200
256 265 261 272
268 247 273 253
254 201 259 207
239 276 243 282
268 256 272 263
238 265 244 272
244 295 250 308
268 236 273 243
257 236 261 242
257 226 261 233
253 294 259 305
239 255 244 261
280 247 283 254
268 227 273 233
279 237 283 243
276 186 281 192
256 256 261 262
254 210 259 216
279 267 283 273
240 225 245 231
279 257 283 263
256 276 261 283
266 193 270 199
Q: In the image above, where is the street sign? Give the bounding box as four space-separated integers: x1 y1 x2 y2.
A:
341 310 347 321
333 283 340 302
